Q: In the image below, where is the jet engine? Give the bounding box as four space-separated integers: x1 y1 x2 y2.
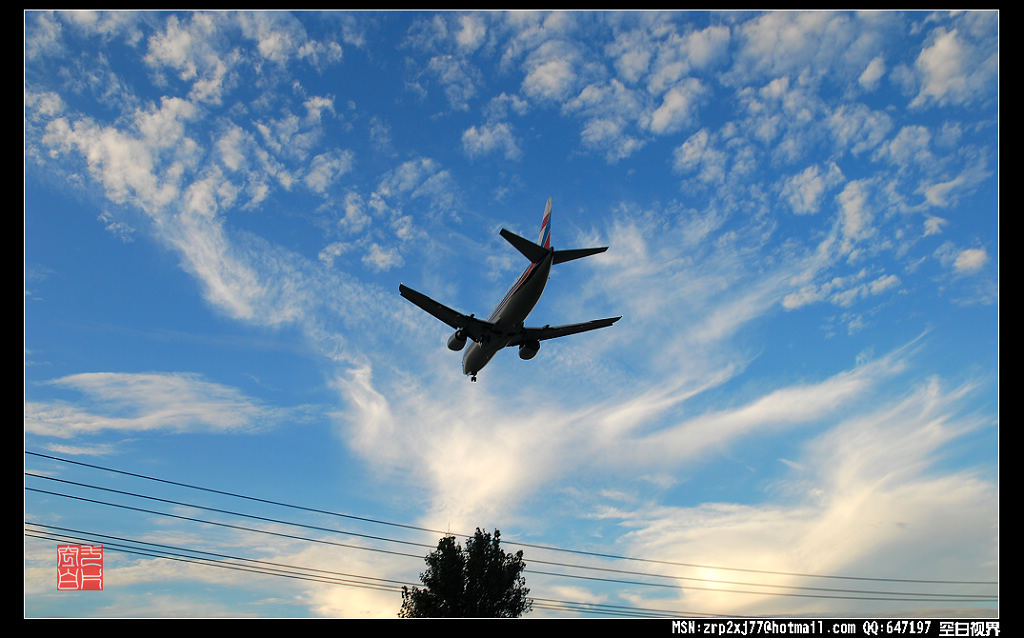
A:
447 330 467 351
518 340 540 360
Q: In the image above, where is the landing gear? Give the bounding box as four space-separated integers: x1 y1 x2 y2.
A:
470 375 477 382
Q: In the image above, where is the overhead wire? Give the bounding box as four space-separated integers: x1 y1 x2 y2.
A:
25 451 997 586
25 451 997 611
25 522 993 619
28 522 416 592
27 527 410 597
26 524 690 618
25 482 997 605
25 523 877 618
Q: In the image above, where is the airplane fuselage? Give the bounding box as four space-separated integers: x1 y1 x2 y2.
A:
462 251 553 378
398 197 619 382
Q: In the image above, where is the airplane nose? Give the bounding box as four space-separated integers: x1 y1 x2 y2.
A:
462 343 483 378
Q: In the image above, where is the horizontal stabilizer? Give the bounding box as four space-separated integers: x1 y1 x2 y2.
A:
501 228 608 265
552 246 608 264
500 228 549 263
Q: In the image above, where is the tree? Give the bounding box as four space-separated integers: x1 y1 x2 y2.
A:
399 528 533 618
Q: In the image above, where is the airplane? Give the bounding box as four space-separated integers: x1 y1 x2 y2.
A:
399 197 621 382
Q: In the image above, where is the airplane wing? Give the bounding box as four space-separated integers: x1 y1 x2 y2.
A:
510 316 622 345
398 284 495 342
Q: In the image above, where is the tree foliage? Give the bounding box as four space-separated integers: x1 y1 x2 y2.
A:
399 528 533 618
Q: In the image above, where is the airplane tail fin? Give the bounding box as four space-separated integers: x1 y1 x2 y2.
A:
500 197 608 264
538 197 552 249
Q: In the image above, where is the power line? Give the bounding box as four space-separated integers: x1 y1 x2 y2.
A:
26 450 435 536
27 528 408 597
27 486 427 562
28 522 416 591
32 523 982 619
25 456 998 602
25 483 997 604
36 468 979 601
26 472 437 552
25 524 703 618
25 450 997 588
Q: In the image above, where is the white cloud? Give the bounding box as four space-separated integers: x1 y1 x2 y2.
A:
778 264 901 311
609 377 993 617
297 38 344 70
859 55 886 90
623 354 900 465
579 117 644 163
144 13 203 79
26 372 286 438
484 92 529 120
236 11 305 64
646 24 730 95
869 273 900 294
732 12 856 83
606 28 653 84
455 13 487 51
646 79 704 135
837 180 876 255
37 442 120 458
828 103 893 156
303 95 336 124
560 78 647 161
25 90 66 123
376 158 442 197
462 121 521 160
784 268 901 311
25 11 66 61
919 156 992 208
911 26 996 108
318 241 349 267
953 248 988 274
373 157 457 215
337 191 370 235
782 163 843 215
97 210 136 242
426 54 479 110
683 24 731 70
304 150 354 194
782 286 823 311
34 75 358 331
522 58 575 101
215 124 249 172
362 243 404 272
144 13 235 104
296 545 414 618
336 326 924 545
255 109 323 164
168 206 268 321
42 114 185 213
923 215 947 237
516 31 583 102
673 128 726 183
564 78 642 121
36 76 422 335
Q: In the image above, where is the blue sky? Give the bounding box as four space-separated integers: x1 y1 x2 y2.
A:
25 11 997 618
